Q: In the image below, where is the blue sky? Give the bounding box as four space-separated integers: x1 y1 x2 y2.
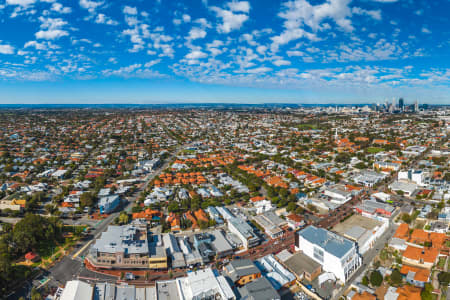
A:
0 0 449 104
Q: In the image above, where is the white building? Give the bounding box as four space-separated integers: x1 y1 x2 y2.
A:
253 199 275 214
156 268 235 300
59 280 93 300
323 186 352 204
398 169 424 186
228 217 260 249
295 226 361 283
389 181 417 197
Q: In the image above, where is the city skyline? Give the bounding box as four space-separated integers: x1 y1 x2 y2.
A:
0 0 449 104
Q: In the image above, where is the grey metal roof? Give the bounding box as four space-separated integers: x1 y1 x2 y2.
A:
285 251 321 275
92 225 149 255
225 259 260 282
345 226 367 240
115 285 135 300
356 199 395 214
211 229 233 253
229 217 257 240
238 277 280 300
298 225 354 258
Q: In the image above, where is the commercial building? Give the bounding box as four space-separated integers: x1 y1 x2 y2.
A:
206 206 224 225
216 206 235 221
355 199 395 218
295 226 361 283
353 170 386 187
323 186 352 203
398 169 424 186
237 277 280 300
156 268 235 300
389 181 417 197
252 211 286 239
88 224 166 269
211 229 234 258
57 280 158 300
98 194 120 214
227 217 260 249
256 254 296 290
162 233 186 268
373 161 401 172
59 280 94 300
284 251 322 282
224 259 261 286
332 214 388 254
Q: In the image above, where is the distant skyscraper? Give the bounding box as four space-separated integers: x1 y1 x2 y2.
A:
399 98 404 111
414 100 419 112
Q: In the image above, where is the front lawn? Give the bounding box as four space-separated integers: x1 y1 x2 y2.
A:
367 147 384 153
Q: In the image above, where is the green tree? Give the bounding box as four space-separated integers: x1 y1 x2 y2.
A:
362 275 369 286
390 269 403 285
118 212 129 225
370 270 383 287
167 202 179 213
80 192 95 207
401 213 412 224
12 214 62 254
335 152 351 164
198 220 209 230
421 283 433 300
438 272 450 286
286 202 297 212
354 162 366 169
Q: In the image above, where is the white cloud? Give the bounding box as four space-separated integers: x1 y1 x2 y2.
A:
256 45 267 55
227 1 250 13
104 63 141 75
95 13 118 25
280 0 354 32
246 66 272 73
188 27 207 40
35 17 68 40
211 2 250 33
144 59 161 68
286 50 304 56
51 2 71 14
182 14 191 22
195 18 211 28
352 7 381 20
24 40 47 50
421 27 431 34
36 29 68 39
240 33 257 46
102 63 166 79
79 0 102 13
123 6 137 15
271 28 318 52
6 0 35 6
206 40 224 56
185 50 208 60
0 44 14 54
270 0 356 52
273 59 291 66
